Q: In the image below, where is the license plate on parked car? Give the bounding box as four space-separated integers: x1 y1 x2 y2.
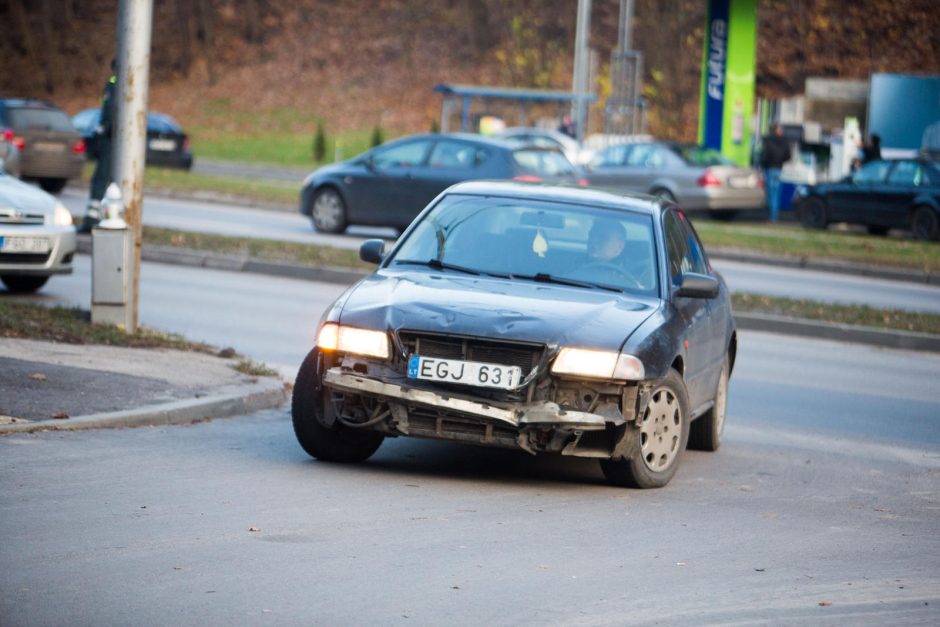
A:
0 236 51 253
408 355 522 390
33 142 64 153
728 174 757 188
148 139 176 151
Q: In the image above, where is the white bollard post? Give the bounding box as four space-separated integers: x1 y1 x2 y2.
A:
91 183 134 330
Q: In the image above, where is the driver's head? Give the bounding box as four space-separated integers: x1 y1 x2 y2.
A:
587 219 626 261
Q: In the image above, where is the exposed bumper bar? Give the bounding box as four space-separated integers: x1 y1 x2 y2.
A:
323 368 613 430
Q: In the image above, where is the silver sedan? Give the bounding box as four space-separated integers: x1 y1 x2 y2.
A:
587 141 765 217
0 172 76 293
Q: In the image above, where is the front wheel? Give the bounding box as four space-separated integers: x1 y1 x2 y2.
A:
911 206 939 241
688 357 729 451
291 349 383 463
799 197 828 230
311 188 348 234
1 275 49 293
600 369 690 489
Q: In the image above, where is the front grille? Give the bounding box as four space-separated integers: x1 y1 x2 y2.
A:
0 211 44 225
407 407 521 449
0 252 51 264
399 331 543 374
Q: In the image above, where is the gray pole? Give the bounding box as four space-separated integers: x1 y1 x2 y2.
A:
571 0 591 144
618 0 634 53
113 0 153 333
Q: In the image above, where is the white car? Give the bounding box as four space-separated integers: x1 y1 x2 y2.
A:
0 170 76 293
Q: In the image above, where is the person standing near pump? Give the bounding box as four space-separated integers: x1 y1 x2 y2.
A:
759 123 791 223
86 59 117 232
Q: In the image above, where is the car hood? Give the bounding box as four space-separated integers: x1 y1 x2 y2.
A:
0 175 56 215
337 269 659 353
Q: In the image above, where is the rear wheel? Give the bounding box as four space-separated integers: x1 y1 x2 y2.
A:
688 357 729 452
911 206 939 241
291 349 384 463
39 178 67 194
311 188 348 234
1 275 49 293
800 197 828 230
600 369 689 489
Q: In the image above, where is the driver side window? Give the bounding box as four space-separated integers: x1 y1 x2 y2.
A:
852 160 891 184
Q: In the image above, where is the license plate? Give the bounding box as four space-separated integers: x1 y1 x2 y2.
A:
148 138 176 151
728 174 757 188
0 236 51 253
33 142 64 153
408 355 522 390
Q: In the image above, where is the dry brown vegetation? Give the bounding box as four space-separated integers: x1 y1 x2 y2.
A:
2 0 938 141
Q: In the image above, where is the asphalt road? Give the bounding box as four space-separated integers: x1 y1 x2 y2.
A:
5 245 939 623
2 335 938 624
59 187 940 313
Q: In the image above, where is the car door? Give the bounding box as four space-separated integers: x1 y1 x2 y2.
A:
878 161 924 228
345 138 432 227
827 160 890 223
584 143 631 190
663 209 712 409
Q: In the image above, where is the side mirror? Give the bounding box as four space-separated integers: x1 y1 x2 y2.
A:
675 272 719 299
359 239 385 264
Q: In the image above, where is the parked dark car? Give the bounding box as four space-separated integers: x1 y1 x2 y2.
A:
0 98 86 193
587 140 764 218
71 107 194 171
292 181 736 488
793 158 940 240
299 133 586 233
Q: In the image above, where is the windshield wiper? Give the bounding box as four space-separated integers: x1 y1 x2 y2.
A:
394 259 481 276
510 272 622 293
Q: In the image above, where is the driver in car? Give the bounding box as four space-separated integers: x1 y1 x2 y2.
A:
587 218 626 262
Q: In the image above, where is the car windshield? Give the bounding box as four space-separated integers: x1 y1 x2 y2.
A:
9 107 75 132
390 193 659 296
672 145 732 167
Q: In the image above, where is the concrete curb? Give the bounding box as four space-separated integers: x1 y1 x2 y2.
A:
735 312 940 353
0 377 288 435
710 247 940 286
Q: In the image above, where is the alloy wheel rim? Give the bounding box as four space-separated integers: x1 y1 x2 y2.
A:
313 192 342 230
639 387 681 471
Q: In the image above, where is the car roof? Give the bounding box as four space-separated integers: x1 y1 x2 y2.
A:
444 180 663 216
0 98 65 110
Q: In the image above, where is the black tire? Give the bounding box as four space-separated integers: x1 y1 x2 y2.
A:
866 225 890 236
651 188 677 205
38 178 68 194
688 357 729 452
911 206 939 241
600 369 690 489
1 275 49 293
311 188 348 234
799 197 828 230
291 349 384 463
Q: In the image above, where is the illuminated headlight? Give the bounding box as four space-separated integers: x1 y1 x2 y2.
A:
52 202 74 226
551 348 645 381
317 322 389 359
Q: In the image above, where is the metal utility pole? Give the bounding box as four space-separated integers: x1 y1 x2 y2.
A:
571 0 591 144
618 0 634 53
113 0 153 333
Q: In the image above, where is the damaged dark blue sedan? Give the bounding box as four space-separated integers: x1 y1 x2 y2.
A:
292 181 736 488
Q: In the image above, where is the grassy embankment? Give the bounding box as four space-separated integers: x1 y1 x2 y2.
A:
0 300 278 376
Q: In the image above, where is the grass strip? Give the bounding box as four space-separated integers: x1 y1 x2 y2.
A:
142 226 374 270
694 221 939 272
0 301 278 377
733 293 940 335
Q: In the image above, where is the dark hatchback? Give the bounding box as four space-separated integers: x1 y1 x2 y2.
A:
71 108 194 170
299 133 585 233
0 98 86 193
794 158 940 240
292 181 736 488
